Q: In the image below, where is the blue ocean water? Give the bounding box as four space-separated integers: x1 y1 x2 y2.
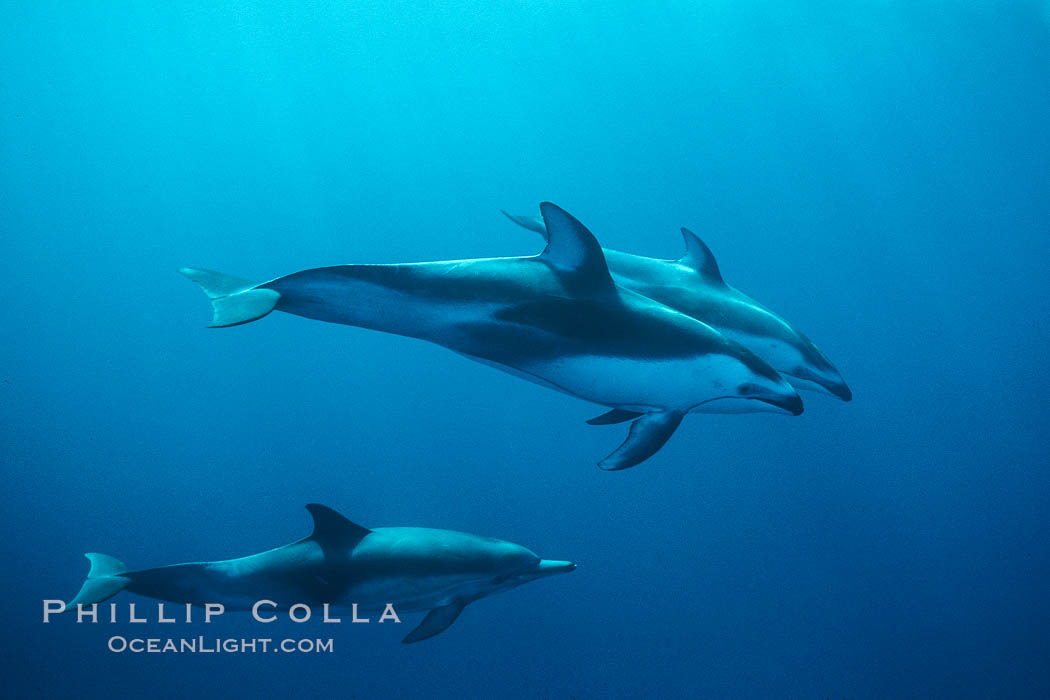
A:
2 1 1049 697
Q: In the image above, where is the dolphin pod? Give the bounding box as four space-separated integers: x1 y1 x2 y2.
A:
180 202 812 471
59 504 575 644
502 210 851 404
51 202 849 648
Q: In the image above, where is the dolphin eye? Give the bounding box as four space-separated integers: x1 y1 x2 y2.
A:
737 383 754 395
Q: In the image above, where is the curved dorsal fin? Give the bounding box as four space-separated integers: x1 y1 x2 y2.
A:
305 504 371 549
679 228 725 285
538 202 615 291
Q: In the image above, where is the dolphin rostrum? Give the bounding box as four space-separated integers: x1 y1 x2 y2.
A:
503 210 851 403
181 203 802 469
57 504 576 644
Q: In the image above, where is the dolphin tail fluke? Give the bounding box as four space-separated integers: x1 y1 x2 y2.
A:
500 210 548 239
598 411 684 471
64 553 130 612
402 601 467 644
179 267 280 328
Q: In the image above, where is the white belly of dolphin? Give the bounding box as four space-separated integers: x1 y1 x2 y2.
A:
512 353 747 411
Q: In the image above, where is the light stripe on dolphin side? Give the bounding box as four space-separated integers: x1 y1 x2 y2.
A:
182 203 803 469
502 210 852 402
58 505 576 644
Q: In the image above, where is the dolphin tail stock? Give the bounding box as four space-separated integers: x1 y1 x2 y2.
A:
64 553 130 612
179 267 281 328
598 411 685 471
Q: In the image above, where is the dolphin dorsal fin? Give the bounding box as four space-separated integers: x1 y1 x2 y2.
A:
538 202 615 292
678 228 725 285
305 504 371 548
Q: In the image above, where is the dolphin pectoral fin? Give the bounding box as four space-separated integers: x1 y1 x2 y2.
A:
179 267 280 328
501 210 549 240
402 601 467 644
586 408 644 426
598 411 684 471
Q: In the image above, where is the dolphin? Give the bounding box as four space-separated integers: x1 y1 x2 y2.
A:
502 210 851 404
180 202 802 470
59 504 576 644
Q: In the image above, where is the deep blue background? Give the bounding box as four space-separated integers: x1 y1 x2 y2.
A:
2 2 1049 697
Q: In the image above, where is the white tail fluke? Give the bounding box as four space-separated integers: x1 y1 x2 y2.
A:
179 267 280 328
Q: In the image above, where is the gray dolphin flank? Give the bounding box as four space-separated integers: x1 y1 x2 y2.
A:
61 504 576 644
502 210 851 402
181 202 803 470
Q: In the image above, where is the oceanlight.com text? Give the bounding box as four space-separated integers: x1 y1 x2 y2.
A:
106 636 334 654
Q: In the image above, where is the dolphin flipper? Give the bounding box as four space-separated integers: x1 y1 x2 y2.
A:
586 408 644 425
402 601 467 644
598 411 684 471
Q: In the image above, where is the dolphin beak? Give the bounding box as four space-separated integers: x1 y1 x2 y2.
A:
785 370 852 403
807 376 851 402
828 381 852 402
536 560 576 575
760 392 804 416
785 392 804 415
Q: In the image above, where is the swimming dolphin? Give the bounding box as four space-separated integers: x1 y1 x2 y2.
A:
502 211 851 403
180 202 802 470
58 504 575 644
